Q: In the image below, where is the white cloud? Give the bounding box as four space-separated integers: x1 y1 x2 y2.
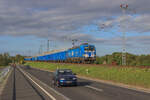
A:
99 14 150 33
0 0 149 44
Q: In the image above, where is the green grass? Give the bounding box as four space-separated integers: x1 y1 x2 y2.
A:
0 66 6 69
25 62 150 88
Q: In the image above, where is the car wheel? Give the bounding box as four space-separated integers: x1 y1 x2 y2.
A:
74 83 78 86
56 81 60 87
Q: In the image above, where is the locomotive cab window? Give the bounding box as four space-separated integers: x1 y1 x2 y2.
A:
89 46 95 51
84 47 89 51
84 46 95 51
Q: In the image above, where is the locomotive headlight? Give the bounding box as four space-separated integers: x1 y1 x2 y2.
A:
84 54 89 57
90 52 94 57
91 54 94 57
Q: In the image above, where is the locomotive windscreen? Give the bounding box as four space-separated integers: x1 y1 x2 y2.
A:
89 46 95 51
84 46 95 51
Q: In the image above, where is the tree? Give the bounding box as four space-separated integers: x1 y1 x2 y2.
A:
96 52 150 67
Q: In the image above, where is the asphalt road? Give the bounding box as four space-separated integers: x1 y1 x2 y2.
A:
0 68 4 73
21 66 150 100
1 65 150 100
0 67 55 100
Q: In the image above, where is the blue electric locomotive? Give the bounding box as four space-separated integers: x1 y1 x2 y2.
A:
66 43 96 63
24 43 96 63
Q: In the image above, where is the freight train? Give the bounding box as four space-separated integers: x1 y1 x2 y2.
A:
24 43 96 63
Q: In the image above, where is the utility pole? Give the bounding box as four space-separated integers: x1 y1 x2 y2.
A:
39 47 41 55
47 40 50 52
120 4 128 66
40 44 43 54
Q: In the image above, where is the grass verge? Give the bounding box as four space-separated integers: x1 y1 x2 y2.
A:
25 62 150 88
0 66 6 69
0 68 12 95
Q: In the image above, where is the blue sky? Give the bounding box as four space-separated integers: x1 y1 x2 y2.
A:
0 0 150 56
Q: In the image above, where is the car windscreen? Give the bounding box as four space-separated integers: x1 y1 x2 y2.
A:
58 70 73 75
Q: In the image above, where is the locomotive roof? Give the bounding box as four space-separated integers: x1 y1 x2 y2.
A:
69 43 95 50
69 46 80 50
80 43 88 45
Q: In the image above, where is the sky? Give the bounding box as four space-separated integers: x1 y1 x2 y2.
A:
0 0 150 56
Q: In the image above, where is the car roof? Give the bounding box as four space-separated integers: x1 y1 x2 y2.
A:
56 69 72 73
57 69 72 71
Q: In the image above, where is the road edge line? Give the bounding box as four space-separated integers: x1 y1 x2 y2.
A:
19 67 56 100
19 67 70 100
85 85 103 92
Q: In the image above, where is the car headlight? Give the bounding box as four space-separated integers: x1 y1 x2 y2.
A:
73 77 77 80
60 78 65 80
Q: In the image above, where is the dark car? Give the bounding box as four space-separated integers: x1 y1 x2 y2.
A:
25 65 31 69
52 69 77 87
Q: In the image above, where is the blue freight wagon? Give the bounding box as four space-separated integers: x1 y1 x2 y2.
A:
24 43 96 63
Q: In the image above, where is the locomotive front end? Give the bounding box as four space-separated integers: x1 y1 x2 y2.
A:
83 45 96 63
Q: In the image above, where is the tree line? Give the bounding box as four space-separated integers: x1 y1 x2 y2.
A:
0 53 12 66
0 53 24 66
0 52 150 67
96 52 150 66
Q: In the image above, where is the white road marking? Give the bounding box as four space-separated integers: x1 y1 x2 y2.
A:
41 82 70 100
19 68 56 100
85 85 103 92
19 67 70 100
